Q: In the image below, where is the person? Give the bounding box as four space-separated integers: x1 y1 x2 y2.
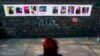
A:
68 6 74 14
39 37 62 56
96 32 100 42
76 7 80 14
16 7 22 13
61 6 66 14
8 7 14 14
52 6 58 14
24 6 30 14
39 6 47 12
82 7 89 14
31 6 37 14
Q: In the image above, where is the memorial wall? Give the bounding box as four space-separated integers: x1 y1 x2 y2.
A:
0 0 100 38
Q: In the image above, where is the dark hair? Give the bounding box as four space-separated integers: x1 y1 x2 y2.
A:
43 37 58 56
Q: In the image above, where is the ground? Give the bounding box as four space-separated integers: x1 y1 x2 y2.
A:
0 38 100 56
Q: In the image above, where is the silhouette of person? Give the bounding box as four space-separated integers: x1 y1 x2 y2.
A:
0 21 9 39
0 20 2 27
39 37 62 56
0 20 3 32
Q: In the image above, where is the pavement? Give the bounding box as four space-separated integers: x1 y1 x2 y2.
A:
0 38 100 56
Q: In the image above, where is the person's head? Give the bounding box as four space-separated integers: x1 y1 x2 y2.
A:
43 37 58 56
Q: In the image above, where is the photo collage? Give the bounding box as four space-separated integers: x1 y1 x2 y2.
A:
4 4 92 16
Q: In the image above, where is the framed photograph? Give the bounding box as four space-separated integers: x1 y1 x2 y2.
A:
52 6 58 14
39 6 47 12
76 7 81 14
68 6 74 14
61 6 66 14
82 7 89 14
23 6 30 14
7 6 14 14
31 6 37 14
16 7 22 14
